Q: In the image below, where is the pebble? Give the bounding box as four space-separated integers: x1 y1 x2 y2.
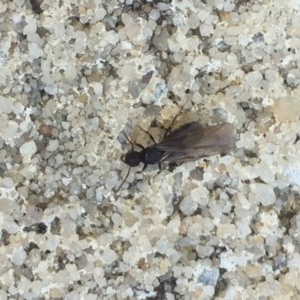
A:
20 140 37 158
1 1 299 299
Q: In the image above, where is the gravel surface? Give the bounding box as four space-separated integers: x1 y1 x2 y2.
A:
1 0 300 299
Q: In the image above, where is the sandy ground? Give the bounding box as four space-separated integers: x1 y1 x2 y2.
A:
1 0 300 299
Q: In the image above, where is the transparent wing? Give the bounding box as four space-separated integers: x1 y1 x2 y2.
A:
155 122 235 163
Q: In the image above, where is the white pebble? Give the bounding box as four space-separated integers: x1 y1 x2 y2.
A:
20 140 37 159
0 96 13 113
76 155 85 165
180 196 197 215
46 235 60 251
93 268 106 287
0 3 7 14
23 19 37 35
191 186 209 206
235 220 251 237
95 187 103 203
198 268 220 286
11 247 27 266
53 22 65 39
283 163 300 186
105 171 118 190
1 121 18 141
250 183 276 206
47 140 59 152
244 71 263 90
105 30 119 44
74 31 87 54
92 82 103 96
253 162 274 183
26 205 43 220
3 219 20 234
156 239 172 255
101 248 118 265
200 24 214 36
2 177 14 188
194 55 209 69
220 251 248 271
95 7 106 20
217 223 237 239
62 177 72 186
28 43 44 59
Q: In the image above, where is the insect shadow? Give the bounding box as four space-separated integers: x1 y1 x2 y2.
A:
116 106 235 192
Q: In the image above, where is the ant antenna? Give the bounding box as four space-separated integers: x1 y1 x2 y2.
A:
123 131 144 150
115 166 131 193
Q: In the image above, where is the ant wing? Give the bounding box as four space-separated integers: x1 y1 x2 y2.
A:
156 122 235 163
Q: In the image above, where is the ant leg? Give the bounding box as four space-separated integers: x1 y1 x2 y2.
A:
138 126 157 144
151 163 166 182
164 99 189 137
137 164 148 174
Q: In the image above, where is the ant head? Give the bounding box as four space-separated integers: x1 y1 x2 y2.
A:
121 150 141 167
